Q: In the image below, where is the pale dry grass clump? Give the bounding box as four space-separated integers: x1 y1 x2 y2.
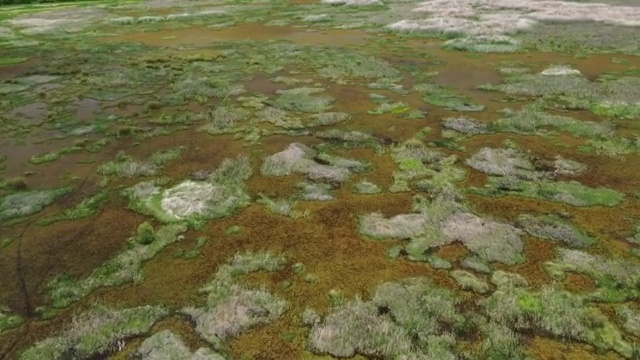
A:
388 0 640 36
183 252 288 346
20 305 167 360
135 330 224 360
261 143 352 183
441 212 524 265
308 277 461 358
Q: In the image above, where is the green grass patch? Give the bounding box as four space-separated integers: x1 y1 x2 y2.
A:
46 223 187 308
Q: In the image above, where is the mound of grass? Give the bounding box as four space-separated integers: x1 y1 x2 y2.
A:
544 248 640 301
47 223 187 308
314 129 381 149
257 195 309 219
491 270 528 289
368 101 412 115
258 106 304 129
441 212 524 265
516 214 595 248
261 143 352 183
482 285 635 358
617 306 640 338
124 156 252 226
272 87 334 113
414 83 485 112
171 77 245 104
461 255 493 274
489 105 614 138
183 252 288 346
442 117 492 135
450 270 490 294
135 330 224 360
360 191 524 264
297 182 334 201
354 180 382 194
479 321 525 360
309 112 351 127
308 277 462 359
38 190 109 226
486 71 640 120
312 51 399 84
199 106 249 135
20 305 168 360
465 147 544 180
0 187 72 222
98 147 183 179
390 141 467 193
444 35 520 53
0 308 23 333
469 177 625 207
581 137 640 160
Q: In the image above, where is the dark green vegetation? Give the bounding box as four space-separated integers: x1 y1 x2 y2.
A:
1 0 639 359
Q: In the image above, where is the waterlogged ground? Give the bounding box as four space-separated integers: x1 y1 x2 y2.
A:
0 0 639 359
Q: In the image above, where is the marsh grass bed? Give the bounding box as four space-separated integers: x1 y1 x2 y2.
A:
1 0 640 359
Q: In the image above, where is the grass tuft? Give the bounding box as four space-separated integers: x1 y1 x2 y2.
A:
20 305 167 360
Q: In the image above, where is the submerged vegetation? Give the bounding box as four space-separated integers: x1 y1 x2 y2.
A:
1 0 639 358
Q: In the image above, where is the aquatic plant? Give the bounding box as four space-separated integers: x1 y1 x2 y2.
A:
516 213 595 248
0 187 72 222
47 223 187 308
135 330 225 360
450 270 490 294
38 190 109 226
20 305 168 360
183 252 288 346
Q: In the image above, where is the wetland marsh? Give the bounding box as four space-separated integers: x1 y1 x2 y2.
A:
0 0 639 359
